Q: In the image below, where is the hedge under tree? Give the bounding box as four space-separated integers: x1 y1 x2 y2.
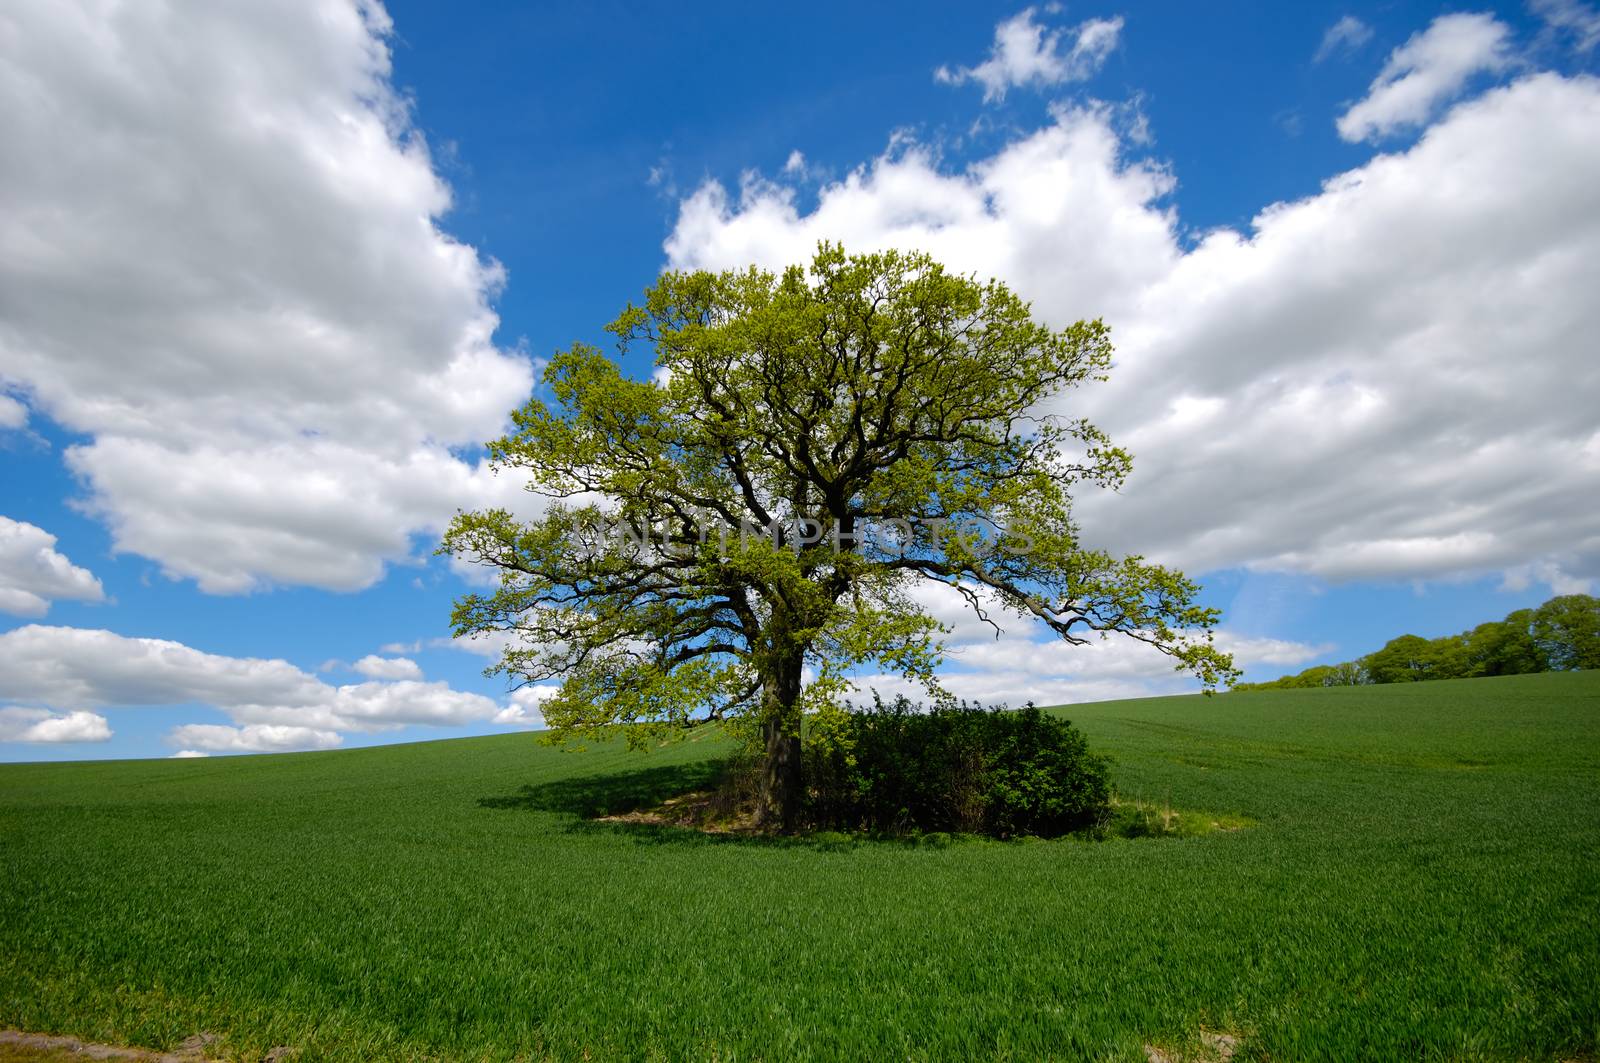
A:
441 244 1237 831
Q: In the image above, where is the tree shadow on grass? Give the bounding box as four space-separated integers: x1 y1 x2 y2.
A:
477 761 826 849
477 761 728 819
477 761 1153 851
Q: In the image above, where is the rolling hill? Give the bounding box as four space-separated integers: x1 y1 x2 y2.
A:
2 672 1597 1061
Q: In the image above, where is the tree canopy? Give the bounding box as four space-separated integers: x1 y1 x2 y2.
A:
1532 594 1600 671
441 245 1235 828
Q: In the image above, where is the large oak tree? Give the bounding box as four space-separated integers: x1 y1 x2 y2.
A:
442 245 1236 829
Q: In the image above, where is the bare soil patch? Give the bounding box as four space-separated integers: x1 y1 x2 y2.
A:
595 786 761 833
1144 1030 1240 1063
0 1031 288 1063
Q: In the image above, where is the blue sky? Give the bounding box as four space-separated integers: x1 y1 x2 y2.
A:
2 0 1597 759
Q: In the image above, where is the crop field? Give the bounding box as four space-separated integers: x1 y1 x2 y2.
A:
1 672 1597 1061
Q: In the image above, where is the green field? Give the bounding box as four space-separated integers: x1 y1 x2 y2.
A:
2 673 1597 1061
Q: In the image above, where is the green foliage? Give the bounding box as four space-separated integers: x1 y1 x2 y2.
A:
438 245 1235 795
1231 658 1369 691
804 696 1112 837
1364 633 1450 683
2 673 1598 1060
1234 593 1592 691
1533 594 1600 671
1459 614 1547 676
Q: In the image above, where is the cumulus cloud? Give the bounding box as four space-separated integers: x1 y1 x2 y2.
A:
936 8 1123 102
0 625 523 750
664 73 1600 598
171 749 210 759
666 106 1178 327
0 707 112 743
0 517 105 617
0 0 538 594
352 654 424 681
494 685 559 729
169 724 342 754
848 581 1329 706
1315 15 1374 62
301 680 501 730
1336 13 1513 141
0 625 328 713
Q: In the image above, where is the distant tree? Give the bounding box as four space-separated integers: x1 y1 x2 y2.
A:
1363 634 1438 684
1288 665 1337 688
1425 633 1473 681
1235 661 1369 689
1326 659 1370 685
1531 594 1600 671
1460 615 1547 677
441 245 1236 830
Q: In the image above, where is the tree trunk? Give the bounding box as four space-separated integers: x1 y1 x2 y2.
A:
756 650 804 833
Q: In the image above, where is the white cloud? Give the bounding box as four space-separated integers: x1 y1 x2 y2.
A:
0 394 26 430
380 630 523 659
494 685 558 729
0 625 328 713
66 440 537 594
1336 13 1512 141
851 669 1161 709
1500 559 1593 596
0 625 505 739
663 72 1600 597
936 8 1123 102
0 707 112 743
849 630 1332 709
842 581 1329 707
169 723 342 754
943 624 1323 684
1219 633 1338 668
351 654 423 680
1316 15 1374 62
0 517 105 617
666 105 1178 328
1080 74 1600 589
171 749 210 759
379 632 527 656
0 0 539 594
1532 0 1600 52
437 630 524 659
300 680 500 730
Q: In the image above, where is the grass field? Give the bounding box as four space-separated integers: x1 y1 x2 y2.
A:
2 672 1597 1061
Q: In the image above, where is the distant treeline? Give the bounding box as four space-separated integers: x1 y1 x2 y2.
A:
1233 593 1600 691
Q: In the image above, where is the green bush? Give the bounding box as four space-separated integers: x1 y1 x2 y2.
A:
804 695 1111 838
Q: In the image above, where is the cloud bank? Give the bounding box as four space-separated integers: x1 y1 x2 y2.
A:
665 72 1600 596
0 0 537 594
0 625 514 751
849 580 1328 708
